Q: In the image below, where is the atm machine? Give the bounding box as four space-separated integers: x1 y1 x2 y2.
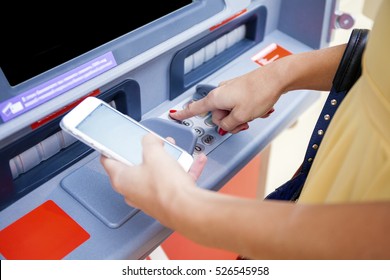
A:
0 0 350 259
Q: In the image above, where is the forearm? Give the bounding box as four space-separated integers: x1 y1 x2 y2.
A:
165 186 291 257
279 202 390 259
166 187 390 259
165 186 280 254
275 44 347 93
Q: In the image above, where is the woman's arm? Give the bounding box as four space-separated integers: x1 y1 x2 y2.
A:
171 44 347 133
171 186 390 259
101 134 390 260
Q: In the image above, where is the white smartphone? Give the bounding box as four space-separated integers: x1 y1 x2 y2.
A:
60 96 194 171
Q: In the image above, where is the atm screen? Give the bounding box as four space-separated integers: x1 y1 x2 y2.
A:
0 0 227 124
0 1 192 86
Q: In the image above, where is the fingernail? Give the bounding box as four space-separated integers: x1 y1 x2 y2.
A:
218 127 228 136
168 109 179 121
267 108 275 114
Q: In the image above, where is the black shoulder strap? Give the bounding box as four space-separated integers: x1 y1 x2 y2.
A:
333 28 370 92
265 28 370 201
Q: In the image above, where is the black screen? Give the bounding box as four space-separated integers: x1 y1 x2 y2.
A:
0 1 192 86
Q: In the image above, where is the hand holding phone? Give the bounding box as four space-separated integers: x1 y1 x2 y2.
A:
60 97 194 171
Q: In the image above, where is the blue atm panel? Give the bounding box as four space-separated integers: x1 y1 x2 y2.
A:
0 0 339 259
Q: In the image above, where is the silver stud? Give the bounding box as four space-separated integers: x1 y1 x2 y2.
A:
308 158 313 162
331 99 337 106
318 129 324 135
324 114 330 121
312 144 319 150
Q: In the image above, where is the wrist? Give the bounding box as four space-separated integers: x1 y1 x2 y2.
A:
271 53 302 94
274 45 346 93
160 177 198 228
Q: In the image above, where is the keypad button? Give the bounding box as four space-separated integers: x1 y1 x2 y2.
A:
160 96 234 156
201 134 215 145
193 126 205 137
194 143 205 154
181 119 193 127
204 115 216 127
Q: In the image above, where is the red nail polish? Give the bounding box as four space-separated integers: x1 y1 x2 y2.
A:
169 109 177 113
218 128 227 136
267 108 275 114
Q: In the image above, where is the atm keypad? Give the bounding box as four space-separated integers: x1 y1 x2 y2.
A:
160 97 232 156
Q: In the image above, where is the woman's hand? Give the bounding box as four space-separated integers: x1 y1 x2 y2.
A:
100 133 207 219
170 44 347 134
170 62 284 133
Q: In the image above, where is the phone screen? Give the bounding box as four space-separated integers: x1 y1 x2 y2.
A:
76 103 182 165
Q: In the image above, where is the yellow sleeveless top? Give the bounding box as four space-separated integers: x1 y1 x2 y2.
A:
299 1 390 203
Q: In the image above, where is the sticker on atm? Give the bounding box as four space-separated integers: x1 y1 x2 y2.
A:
0 200 90 259
251 43 292 66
